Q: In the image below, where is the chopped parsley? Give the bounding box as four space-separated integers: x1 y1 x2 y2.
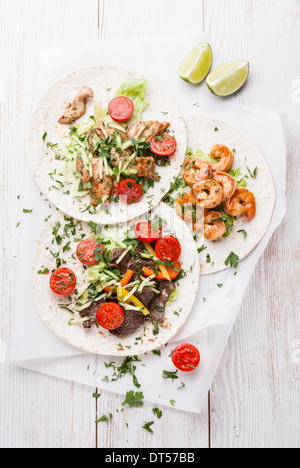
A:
237 229 248 239
152 407 163 419
225 251 240 268
142 421 154 433
162 370 179 381
95 413 113 424
123 391 144 408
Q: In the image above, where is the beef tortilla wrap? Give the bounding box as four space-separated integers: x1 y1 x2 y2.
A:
27 65 186 225
32 204 199 356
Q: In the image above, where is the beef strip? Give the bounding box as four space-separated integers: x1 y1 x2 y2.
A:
58 86 94 125
79 299 105 328
127 243 156 278
126 285 156 307
149 281 176 322
109 310 145 337
108 244 156 285
108 248 133 275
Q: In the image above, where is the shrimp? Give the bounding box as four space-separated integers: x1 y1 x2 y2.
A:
183 158 212 186
175 192 198 221
209 144 234 173
194 211 227 241
213 171 237 201
223 187 256 222
193 179 224 209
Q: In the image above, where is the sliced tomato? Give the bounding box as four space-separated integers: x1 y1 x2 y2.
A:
172 343 200 372
76 238 104 266
142 261 181 281
155 236 181 262
96 302 125 330
150 133 177 156
108 97 134 122
134 222 162 243
116 179 143 204
49 267 77 296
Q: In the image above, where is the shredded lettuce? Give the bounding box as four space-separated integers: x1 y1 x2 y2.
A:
114 77 149 121
166 288 179 306
185 147 218 164
85 263 107 282
195 149 218 164
94 103 107 123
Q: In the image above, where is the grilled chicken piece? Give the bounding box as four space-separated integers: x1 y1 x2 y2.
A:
94 124 128 141
110 147 134 167
129 156 156 178
89 158 113 206
58 86 94 125
127 121 170 142
76 157 91 188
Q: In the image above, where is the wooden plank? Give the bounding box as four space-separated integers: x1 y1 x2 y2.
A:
96 0 209 449
0 0 99 448
98 0 204 41
204 0 300 448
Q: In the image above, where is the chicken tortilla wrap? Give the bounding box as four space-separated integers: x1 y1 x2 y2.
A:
27 65 186 225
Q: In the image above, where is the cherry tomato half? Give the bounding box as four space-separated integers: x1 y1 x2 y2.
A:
116 179 143 204
150 133 177 157
49 267 77 296
155 236 182 262
172 343 200 372
76 238 104 266
96 302 125 330
108 96 134 122
134 222 162 243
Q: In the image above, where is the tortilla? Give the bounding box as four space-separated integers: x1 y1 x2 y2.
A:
169 115 276 275
27 65 186 225
31 204 199 356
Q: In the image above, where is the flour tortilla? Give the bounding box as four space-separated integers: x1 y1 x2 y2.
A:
178 115 276 275
27 65 186 225
32 204 199 356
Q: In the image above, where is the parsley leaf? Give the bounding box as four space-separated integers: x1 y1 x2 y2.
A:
225 251 240 268
95 413 113 423
142 421 154 433
237 229 248 239
123 391 144 408
162 370 179 381
152 407 163 419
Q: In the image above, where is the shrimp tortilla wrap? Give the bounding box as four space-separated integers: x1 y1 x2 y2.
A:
165 115 276 275
32 204 199 356
27 65 186 225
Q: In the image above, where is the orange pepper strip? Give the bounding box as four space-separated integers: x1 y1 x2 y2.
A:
104 269 134 292
142 262 181 281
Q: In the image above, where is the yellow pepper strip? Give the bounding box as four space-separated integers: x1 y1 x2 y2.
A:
117 288 150 316
143 242 171 282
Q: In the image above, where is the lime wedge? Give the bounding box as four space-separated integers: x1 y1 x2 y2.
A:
206 61 249 96
179 43 213 84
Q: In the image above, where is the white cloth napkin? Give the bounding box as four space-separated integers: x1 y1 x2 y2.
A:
8 32 287 413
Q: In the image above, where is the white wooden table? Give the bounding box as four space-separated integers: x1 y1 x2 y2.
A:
1 0 299 448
